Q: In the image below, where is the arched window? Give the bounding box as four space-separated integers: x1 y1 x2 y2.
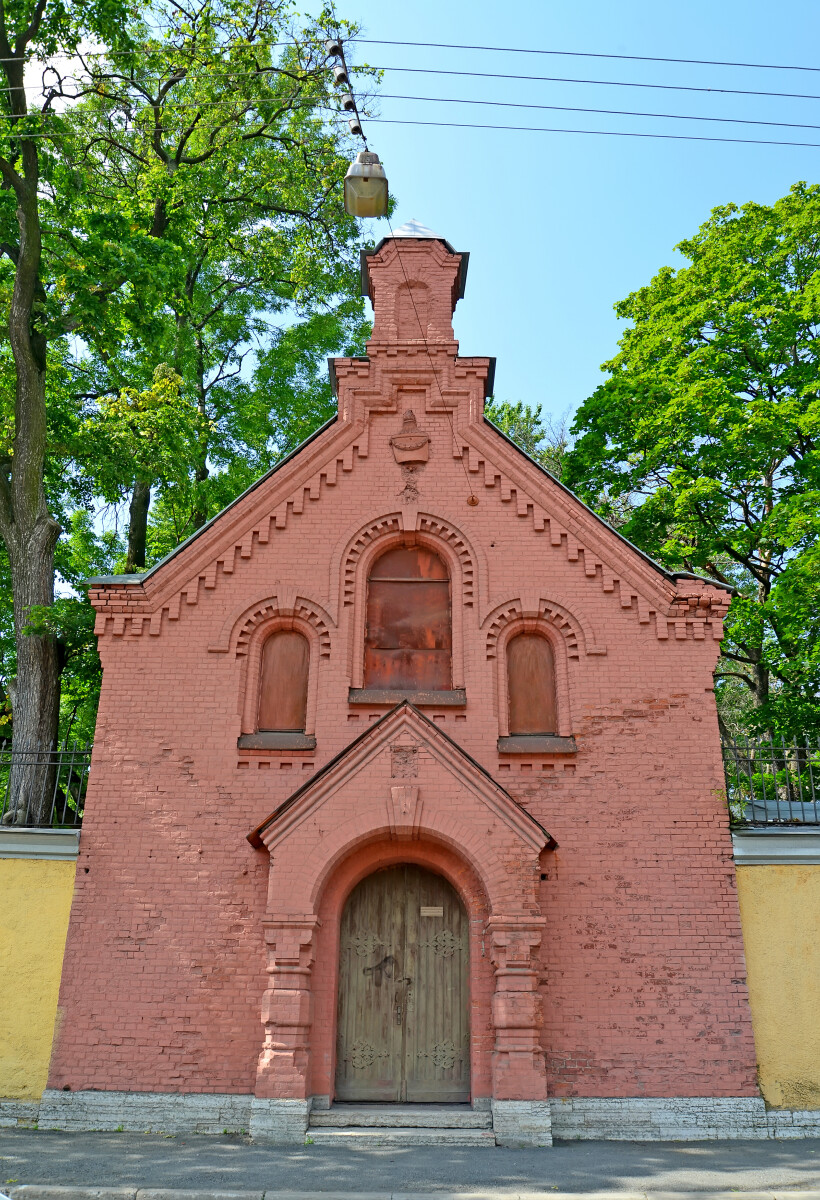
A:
364 546 451 691
507 633 556 735
258 630 309 731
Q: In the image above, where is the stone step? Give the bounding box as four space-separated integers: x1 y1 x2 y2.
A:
306 1126 496 1147
309 1104 492 1129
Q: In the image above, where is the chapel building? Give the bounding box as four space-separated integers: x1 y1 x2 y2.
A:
45 222 762 1146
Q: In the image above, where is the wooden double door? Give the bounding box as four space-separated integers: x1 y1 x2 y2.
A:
335 864 470 1102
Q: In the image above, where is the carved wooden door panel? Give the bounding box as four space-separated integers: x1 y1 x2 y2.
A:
335 865 469 1103
403 865 470 1102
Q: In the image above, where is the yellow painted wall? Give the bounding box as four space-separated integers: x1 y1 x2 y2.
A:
737 865 820 1109
0 858 75 1099
2 854 818 1110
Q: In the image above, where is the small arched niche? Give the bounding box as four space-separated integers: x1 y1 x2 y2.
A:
258 630 309 732
238 623 317 750
395 281 430 339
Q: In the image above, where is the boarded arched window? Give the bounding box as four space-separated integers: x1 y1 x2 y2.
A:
507 633 557 735
364 546 451 691
257 630 309 731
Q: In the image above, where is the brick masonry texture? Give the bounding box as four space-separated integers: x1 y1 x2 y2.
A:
49 232 758 1121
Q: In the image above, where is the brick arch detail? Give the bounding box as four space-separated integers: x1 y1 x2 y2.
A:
208 591 333 658
483 595 606 660
302 816 529 920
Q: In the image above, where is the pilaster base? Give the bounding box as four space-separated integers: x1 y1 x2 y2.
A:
248 1097 311 1144
491 1099 553 1147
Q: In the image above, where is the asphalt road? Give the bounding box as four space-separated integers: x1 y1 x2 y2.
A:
0 1130 819 1194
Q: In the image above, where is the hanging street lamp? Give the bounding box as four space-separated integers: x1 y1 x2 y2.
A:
325 37 389 219
344 149 389 219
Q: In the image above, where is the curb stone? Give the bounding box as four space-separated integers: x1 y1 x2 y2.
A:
7 1191 820 1200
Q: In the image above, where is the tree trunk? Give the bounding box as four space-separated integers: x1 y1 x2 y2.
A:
3 521 61 825
125 478 151 572
0 63 63 824
191 339 209 529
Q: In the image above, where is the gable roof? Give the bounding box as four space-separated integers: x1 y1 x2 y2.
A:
483 417 732 593
86 390 728 597
86 413 339 586
247 700 555 851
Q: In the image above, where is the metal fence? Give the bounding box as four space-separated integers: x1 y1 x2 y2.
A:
0 742 91 829
1 735 816 829
722 737 820 825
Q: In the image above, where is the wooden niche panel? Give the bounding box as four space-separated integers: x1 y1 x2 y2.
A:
258 630 309 731
507 633 557 735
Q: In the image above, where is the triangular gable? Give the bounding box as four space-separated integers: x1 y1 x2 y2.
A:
247 701 554 853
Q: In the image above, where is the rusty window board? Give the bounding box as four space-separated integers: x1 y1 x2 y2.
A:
364 547 452 691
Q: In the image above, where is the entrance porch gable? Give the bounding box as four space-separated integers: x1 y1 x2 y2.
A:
247 702 554 1123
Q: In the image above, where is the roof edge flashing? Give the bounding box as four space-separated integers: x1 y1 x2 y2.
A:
482 416 734 595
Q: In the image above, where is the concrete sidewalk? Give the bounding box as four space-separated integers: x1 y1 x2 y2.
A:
1 1130 820 1195
5 1191 820 1200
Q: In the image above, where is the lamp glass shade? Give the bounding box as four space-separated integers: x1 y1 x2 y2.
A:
344 151 388 218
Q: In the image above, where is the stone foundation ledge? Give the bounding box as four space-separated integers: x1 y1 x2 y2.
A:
37 1091 253 1134
549 1096 820 1140
8 1192 820 1200
6 1091 820 1141
0 1099 39 1128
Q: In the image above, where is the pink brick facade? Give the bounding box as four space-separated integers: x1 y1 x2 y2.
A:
49 228 759 1133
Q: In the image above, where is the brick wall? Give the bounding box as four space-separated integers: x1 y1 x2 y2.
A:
50 233 757 1102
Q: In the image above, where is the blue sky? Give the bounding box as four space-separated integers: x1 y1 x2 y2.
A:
313 0 820 423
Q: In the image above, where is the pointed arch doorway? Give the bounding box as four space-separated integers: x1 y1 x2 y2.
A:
335 864 470 1102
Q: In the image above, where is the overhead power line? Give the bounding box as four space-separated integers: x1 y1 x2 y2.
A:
374 65 820 103
354 38 820 75
5 103 820 149
5 63 820 104
1 36 815 77
377 93 820 133
370 116 820 150
4 90 820 134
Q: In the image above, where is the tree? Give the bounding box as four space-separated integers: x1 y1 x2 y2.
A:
564 182 820 740
78 364 195 572
485 400 571 478
0 0 139 821
68 0 369 560
0 0 370 821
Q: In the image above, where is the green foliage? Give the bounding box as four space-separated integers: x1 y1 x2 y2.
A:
564 182 820 739
485 400 571 479
25 512 125 743
0 0 375 742
79 365 195 500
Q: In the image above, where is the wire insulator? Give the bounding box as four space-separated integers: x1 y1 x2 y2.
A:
348 116 363 135
341 92 356 111
325 38 343 58
333 64 349 86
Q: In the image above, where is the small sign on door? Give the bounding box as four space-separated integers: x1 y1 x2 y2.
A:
420 906 443 916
